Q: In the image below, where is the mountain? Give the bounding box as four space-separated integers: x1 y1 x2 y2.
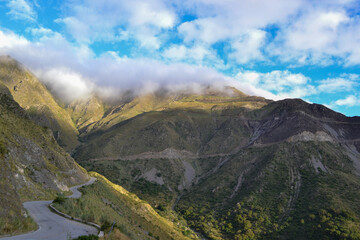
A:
73 87 270 159
1 56 360 239
0 90 88 235
0 61 196 239
0 56 79 151
72 91 360 239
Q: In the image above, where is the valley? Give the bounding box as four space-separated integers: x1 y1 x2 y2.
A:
1 57 360 239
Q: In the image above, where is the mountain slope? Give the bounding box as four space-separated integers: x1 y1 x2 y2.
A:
0 91 88 236
74 94 360 239
0 82 196 240
0 56 79 151
70 87 269 137
74 88 269 160
53 172 198 240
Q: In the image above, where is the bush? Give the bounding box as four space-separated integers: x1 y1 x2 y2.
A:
156 204 166 211
53 193 66 204
100 220 112 231
0 141 8 156
72 234 98 240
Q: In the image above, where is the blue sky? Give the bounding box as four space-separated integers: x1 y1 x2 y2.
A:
0 0 360 116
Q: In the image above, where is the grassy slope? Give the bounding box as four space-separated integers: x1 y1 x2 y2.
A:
68 96 105 134
0 88 198 239
74 87 269 137
74 96 360 240
176 142 360 240
75 106 260 161
53 172 198 240
0 56 79 151
0 92 88 236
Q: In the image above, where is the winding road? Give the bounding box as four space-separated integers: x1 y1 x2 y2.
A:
1 178 98 240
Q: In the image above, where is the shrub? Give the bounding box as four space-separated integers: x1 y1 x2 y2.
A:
0 141 8 156
72 234 99 240
53 193 66 204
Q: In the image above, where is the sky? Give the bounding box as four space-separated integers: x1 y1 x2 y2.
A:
0 0 359 116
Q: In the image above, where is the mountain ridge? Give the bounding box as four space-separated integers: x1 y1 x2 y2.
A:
0 56 79 151
1 56 360 239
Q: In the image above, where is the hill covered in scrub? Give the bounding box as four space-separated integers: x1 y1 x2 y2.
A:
70 86 360 239
1 56 360 239
0 90 88 235
0 56 79 151
0 57 197 239
53 172 197 240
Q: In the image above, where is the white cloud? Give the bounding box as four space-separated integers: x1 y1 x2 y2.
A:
0 29 29 48
318 77 358 93
285 12 349 51
178 0 302 43
174 0 360 65
0 28 294 103
270 6 360 65
163 45 187 60
56 17 92 44
0 29 242 101
6 0 36 22
57 0 176 49
284 11 349 51
229 30 267 64
162 44 224 68
127 1 176 28
35 68 95 102
38 0 360 66
334 95 360 106
235 70 314 99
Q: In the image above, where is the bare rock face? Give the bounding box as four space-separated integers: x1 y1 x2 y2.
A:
287 131 334 142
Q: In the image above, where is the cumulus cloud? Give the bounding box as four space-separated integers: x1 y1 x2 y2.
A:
318 77 358 93
34 68 95 102
31 0 360 66
334 95 360 107
174 0 360 65
229 30 267 64
161 44 226 69
6 0 36 22
56 0 176 49
0 29 29 48
0 28 306 103
1 0 360 114
0 29 235 102
269 3 360 65
235 70 314 99
178 0 301 43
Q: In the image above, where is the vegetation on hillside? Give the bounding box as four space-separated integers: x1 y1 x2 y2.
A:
0 56 79 151
175 142 360 239
2 57 360 239
53 172 198 240
0 92 87 236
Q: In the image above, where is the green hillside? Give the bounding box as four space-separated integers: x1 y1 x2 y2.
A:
0 56 79 151
53 172 198 240
73 95 360 239
0 91 88 235
2 56 360 239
